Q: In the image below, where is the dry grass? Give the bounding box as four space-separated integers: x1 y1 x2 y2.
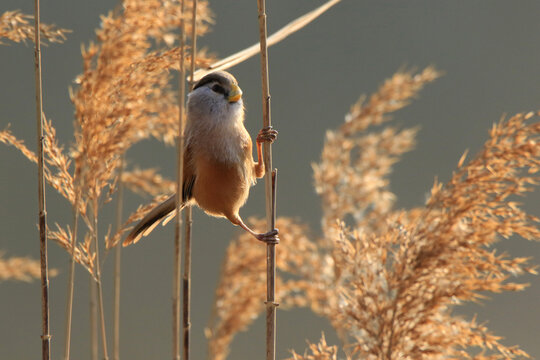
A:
2 1 539 359
206 217 317 360
313 67 440 237
0 0 214 272
0 252 58 282
207 68 540 359
1 0 340 277
121 167 176 197
0 10 70 45
287 334 338 360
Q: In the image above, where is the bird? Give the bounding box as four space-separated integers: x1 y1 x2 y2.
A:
123 70 278 246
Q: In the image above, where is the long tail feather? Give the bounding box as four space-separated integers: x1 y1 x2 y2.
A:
123 195 184 246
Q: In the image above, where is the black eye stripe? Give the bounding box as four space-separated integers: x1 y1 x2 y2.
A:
211 84 227 95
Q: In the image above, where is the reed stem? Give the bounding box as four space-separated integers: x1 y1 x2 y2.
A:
182 206 193 360
256 0 278 359
33 0 50 358
93 209 110 360
189 0 198 89
90 271 98 360
181 2 197 359
174 0 187 358
63 206 79 360
113 158 125 360
192 0 341 82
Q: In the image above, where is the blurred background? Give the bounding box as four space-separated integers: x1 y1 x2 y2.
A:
1 0 540 358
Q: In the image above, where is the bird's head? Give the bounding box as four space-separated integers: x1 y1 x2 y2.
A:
187 71 244 124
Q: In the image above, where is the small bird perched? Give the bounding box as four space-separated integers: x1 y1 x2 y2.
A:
124 71 278 246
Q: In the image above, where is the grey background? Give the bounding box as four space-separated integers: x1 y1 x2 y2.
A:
1 0 540 359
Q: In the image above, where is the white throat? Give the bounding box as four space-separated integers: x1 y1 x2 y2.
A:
186 97 250 164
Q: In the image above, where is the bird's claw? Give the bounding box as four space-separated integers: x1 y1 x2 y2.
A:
255 228 279 244
257 126 278 144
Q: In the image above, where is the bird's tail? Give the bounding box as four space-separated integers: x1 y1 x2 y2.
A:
123 195 185 246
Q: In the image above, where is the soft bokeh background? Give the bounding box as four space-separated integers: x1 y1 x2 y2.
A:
1 0 540 359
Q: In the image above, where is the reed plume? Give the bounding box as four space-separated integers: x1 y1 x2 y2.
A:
208 67 540 359
287 334 338 360
2 3 214 358
1 0 214 270
3 1 538 358
206 217 317 360
0 10 69 45
121 167 176 197
0 253 58 282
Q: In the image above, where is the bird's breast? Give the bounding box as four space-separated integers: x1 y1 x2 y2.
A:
191 153 252 218
188 119 250 164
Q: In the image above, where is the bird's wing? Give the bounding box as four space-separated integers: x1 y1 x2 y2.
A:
182 143 196 202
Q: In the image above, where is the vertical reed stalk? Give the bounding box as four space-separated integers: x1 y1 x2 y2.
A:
63 205 79 360
182 206 192 360
174 0 187 358
93 209 110 360
113 158 125 360
33 0 50 358
189 0 198 86
90 270 98 360
181 3 197 359
256 1 278 359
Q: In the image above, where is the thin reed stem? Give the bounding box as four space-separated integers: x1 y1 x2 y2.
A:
63 206 79 360
189 0 198 88
182 2 197 360
113 158 125 360
256 1 278 359
90 271 98 360
92 209 110 360
174 0 187 358
182 206 193 360
33 0 50 358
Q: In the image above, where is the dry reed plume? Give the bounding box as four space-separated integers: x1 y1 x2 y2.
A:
0 8 71 306
208 67 540 359
0 10 69 45
288 334 338 360
1 0 341 286
3 2 214 359
0 252 58 282
3 1 538 359
121 167 176 197
1 0 214 272
206 217 318 360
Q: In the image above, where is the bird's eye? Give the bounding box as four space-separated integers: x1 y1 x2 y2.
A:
211 84 226 94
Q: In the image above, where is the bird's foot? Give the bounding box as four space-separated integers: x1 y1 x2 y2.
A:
257 126 278 144
255 228 279 244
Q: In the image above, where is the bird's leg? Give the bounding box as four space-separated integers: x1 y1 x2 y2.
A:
230 214 279 244
254 126 278 179
237 218 279 244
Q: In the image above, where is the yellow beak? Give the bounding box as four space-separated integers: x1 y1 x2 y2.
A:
228 84 243 103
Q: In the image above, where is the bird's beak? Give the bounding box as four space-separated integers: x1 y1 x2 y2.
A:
228 84 243 103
